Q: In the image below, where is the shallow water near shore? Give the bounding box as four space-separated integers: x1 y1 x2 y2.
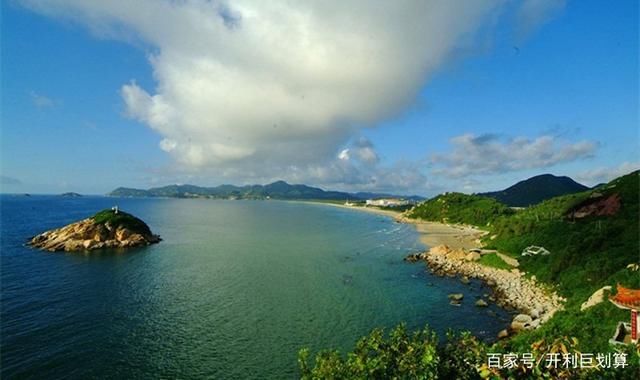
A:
1 196 511 378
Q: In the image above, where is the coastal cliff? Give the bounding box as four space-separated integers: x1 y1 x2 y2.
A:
29 209 161 252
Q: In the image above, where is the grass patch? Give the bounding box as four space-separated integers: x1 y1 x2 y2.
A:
478 253 512 270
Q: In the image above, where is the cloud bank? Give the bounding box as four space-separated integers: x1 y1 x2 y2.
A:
431 134 597 178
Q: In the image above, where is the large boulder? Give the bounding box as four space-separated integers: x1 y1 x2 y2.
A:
465 252 481 261
580 286 612 311
429 245 451 256
511 314 534 331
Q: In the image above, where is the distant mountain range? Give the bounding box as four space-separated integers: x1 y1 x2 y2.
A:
108 174 588 206
478 174 589 207
108 181 424 201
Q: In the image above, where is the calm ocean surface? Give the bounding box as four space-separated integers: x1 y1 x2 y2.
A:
1 195 511 379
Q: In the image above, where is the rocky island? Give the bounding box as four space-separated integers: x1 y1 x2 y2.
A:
29 208 161 252
60 192 83 197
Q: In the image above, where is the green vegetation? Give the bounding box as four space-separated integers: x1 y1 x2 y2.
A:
299 323 638 379
478 253 512 270
379 204 414 212
484 172 640 352
299 324 439 379
406 170 640 352
92 209 152 235
406 192 513 227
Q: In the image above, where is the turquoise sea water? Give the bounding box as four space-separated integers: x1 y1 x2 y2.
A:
1 196 511 378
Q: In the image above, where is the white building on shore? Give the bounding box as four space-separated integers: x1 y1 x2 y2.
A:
365 198 409 207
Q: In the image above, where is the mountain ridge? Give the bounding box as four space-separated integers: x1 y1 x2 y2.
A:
108 181 424 201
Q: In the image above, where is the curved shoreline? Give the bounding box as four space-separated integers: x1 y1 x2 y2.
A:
321 202 564 338
323 203 484 250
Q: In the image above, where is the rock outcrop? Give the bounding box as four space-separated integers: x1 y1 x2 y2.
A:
580 285 612 311
29 209 161 252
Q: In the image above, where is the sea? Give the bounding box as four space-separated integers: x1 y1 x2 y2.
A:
0 195 511 379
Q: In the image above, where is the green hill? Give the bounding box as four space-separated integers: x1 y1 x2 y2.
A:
406 192 513 227
485 171 639 352
487 171 638 295
405 171 639 352
479 173 589 207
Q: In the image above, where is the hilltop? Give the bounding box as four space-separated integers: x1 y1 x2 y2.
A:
479 173 589 207
406 192 513 227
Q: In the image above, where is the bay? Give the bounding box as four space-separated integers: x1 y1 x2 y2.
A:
0 196 510 379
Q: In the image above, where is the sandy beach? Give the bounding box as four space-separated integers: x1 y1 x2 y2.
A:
326 203 484 250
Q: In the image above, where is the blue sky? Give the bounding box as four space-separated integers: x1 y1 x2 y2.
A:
1 0 638 195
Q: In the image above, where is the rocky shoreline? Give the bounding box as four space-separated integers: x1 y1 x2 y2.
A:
323 203 565 339
406 244 564 339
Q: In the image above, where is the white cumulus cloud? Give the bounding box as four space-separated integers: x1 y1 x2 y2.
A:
20 0 501 174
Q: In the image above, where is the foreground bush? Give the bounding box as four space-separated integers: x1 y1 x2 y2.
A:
299 324 438 379
299 324 639 379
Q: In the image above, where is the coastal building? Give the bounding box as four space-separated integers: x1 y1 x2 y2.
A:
609 284 640 344
365 198 409 207
521 245 550 256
